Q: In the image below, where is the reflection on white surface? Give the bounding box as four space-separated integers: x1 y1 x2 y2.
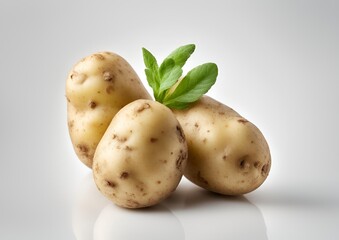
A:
72 174 339 240
72 173 184 240
93 204 185 240
73 174 267 240
72 173 111 240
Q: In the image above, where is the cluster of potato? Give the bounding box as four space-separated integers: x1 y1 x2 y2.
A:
66 51 271 208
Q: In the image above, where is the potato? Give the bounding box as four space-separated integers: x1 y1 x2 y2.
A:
66 52 151 168
173 96 271 195
93 99 187 208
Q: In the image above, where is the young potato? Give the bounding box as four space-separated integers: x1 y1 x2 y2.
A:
66 52 151 168
93 99 187 208
173 96 271 195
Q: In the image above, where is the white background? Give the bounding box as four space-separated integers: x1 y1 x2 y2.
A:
1 0 338 239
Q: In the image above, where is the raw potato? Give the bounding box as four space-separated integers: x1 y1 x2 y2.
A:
66 52 151 168
93 99 187 208
173 96 271 195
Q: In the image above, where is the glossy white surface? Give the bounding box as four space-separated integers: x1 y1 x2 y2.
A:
71 173 339 240
1 0 338 239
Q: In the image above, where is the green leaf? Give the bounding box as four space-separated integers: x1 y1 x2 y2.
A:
159 58 175 77
142 47 160 96
159 58 183 93
163 63 218 108
160 65 183 93
165 44 195 68
144 69 157 92
142 47 158 71
142 44 218 109
165 101 190 110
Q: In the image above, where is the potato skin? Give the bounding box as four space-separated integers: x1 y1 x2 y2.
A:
93 99 187 208
173 96 271 195
66 52 151 168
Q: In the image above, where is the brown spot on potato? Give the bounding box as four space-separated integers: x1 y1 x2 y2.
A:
70 71 87 84
120 172 129 179
105 180 116 188
223 155 227 160
118 69 123 74
128 193 136 198
238 119 249 124
92 53 105 60
239 156 251 170
194 123 199 128
126 199 140 208
124 146 133 151
150 138 158 143
94 163 101 174
135 184 145 192
261 164 269 176
77 144 89 153
197 171 209 185
218 111 225 115
203 138 207 143
68 120 74 129
130 78 135 82
251 140 255 144
106 85 114 94
157 180 161 184
103 71 115 82
112 134 127 142
176 150 187 170
66 96 70 103
89 101 97 109
176 125 185 143
254 161 260 168
137 103 151 112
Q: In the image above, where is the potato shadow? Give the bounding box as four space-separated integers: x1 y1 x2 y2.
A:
163 180 249 209
163 180 269 240
245 187 339 209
